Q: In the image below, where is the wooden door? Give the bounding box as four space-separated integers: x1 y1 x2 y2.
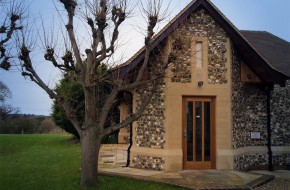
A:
182 97 216 169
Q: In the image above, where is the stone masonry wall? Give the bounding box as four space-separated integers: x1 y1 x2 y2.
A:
134 8 229 170
169 8 228 84
271 84 290 146
135 80 166 149
231 47 290 169
234 153 290 170
169 34 192 83
133 40 167 170
231 47 268 149
133 155 165 171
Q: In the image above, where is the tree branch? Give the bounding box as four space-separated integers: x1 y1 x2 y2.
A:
0 10 23 70
19 42 82 133
59 99 83 135
0 104 20 120
59 0 83 69
44 47 75 71
101 1 167 137
95 0 126 62
103 79 160 136
19 44 56 99
0 14 23 46
118 76 161 91
98 83 120 134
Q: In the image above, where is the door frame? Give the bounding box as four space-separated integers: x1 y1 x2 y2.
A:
182 96 216 170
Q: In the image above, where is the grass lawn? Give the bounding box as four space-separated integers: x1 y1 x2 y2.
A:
0 134 187 190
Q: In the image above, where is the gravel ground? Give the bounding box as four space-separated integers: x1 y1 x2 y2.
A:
255 178 290 190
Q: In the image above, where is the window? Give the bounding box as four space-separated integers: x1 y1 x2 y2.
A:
196 42 203 68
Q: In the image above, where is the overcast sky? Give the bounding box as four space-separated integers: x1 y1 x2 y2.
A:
1 0 290 116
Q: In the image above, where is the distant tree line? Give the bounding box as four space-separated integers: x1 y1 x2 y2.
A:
0 115 62 134
0 81 19 119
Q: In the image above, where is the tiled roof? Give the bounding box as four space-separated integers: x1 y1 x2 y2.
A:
240 30 290 77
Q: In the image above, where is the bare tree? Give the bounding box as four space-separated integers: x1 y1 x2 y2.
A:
2 0 169 186
0 0 24 70
0 80 11 102
0 0 24 118
0 81 19 119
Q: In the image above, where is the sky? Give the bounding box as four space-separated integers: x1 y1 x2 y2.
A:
0 0 290 116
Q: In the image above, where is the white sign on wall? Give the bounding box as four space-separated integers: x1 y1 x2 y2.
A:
250 131 261 140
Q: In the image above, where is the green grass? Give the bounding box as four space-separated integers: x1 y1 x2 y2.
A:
0 134 186 190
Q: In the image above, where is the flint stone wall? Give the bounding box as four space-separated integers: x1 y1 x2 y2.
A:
132 155 165 171
234 153 290 170
170 8 228 84
271 84 290 146
231 47 268 149
135 81 166 149
231 47 290 169
133 7 290 171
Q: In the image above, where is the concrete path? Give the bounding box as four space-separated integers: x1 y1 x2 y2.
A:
249 170 290 190
98 145 289 189
99 167 286 189
249 170 290 179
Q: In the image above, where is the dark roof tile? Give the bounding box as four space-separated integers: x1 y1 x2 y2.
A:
240 30 290 77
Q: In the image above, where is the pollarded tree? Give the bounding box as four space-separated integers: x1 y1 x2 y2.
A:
2 0 169 186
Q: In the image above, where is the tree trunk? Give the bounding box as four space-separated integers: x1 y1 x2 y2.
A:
80 126 101 186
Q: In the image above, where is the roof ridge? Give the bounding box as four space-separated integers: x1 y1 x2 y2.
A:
240 30 290 46
240 30 267 32
239 31 290 77
264 31 290 44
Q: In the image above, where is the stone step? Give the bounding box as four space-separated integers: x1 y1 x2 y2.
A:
103 160 114 164
98 144 128 166
99 154 114 158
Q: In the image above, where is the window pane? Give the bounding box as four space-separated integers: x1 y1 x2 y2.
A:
186 102 193 161
195 101 202 161
204 102 211 161
196 42 203 68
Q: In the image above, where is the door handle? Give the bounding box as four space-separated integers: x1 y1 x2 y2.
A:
183 129 187 137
